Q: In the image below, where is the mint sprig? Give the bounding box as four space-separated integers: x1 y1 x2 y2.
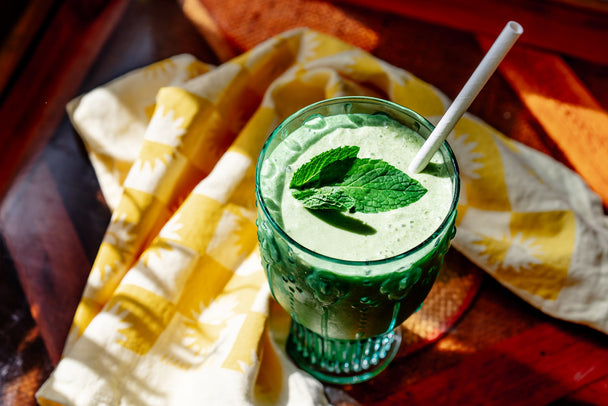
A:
290 146 427 213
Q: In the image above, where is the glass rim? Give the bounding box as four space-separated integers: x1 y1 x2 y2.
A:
255 96 460 266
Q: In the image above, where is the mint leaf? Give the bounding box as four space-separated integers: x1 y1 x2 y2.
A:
292 189 356 212
290 146 427 213
290 146 359 190
336 158 427 213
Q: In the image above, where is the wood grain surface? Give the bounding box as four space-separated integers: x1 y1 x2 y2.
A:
0 0 607 405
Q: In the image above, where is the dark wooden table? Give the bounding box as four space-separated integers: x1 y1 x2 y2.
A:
1 0 607 405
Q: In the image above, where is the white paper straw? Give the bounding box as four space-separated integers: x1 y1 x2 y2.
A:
408 21 523 174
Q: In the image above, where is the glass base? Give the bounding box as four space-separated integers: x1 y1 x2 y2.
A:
286 320 402 385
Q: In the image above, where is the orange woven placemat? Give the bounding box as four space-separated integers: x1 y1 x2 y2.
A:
399 250 483 357
194 0 386 54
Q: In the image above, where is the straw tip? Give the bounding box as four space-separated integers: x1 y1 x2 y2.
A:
507 21 524 35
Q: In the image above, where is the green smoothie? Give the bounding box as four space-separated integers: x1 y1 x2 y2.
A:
260 113 453 261
255 97 459 383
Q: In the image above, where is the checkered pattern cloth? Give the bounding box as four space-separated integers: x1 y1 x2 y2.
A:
37 29 608 406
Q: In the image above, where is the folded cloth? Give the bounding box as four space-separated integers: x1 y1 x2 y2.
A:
37 28 608 406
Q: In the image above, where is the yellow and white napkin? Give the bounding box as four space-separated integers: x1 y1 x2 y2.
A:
37 28 608 406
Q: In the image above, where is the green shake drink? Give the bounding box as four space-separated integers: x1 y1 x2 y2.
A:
255 97 459 384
